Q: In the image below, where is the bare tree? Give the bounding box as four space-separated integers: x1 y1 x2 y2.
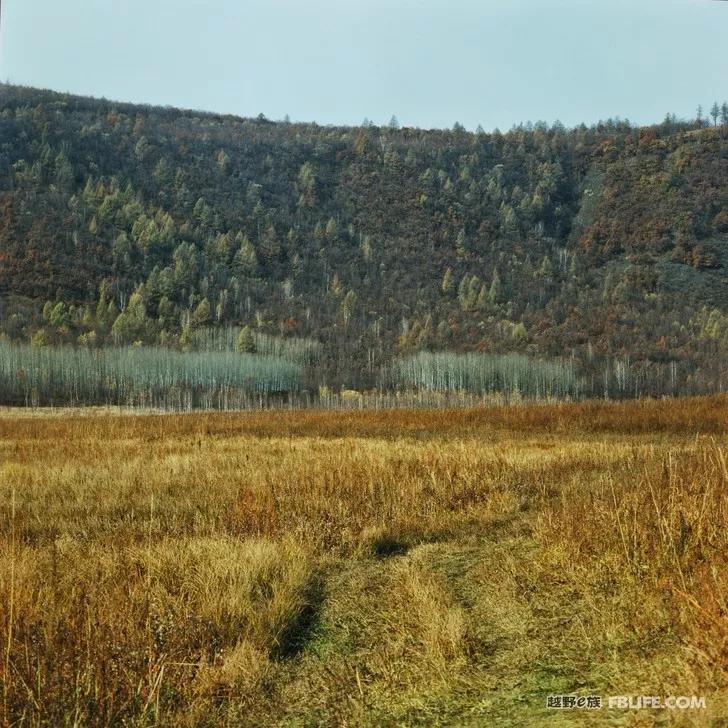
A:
711 102 721 126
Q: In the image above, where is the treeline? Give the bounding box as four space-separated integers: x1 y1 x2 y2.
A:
391 352 582 399
0 341 302 408
1 338 720 411
189 326 321 362
1 85 728 396
389 351 718 400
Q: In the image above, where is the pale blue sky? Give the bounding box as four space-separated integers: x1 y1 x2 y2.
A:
1 0 727 130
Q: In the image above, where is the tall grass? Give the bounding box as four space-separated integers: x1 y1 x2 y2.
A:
0 397 728 727
0 398 726 724
0 341 303 409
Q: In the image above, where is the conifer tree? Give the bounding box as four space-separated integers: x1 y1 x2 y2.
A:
236 325 257 353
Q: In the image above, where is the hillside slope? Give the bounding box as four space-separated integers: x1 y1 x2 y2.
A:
1 85 728 392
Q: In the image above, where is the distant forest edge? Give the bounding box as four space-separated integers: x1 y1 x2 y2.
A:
0 340 692 410
1 84 728 406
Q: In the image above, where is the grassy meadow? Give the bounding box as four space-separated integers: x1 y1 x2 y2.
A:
1 397 728 726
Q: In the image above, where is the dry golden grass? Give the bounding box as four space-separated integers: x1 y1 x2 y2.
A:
0 396 727 725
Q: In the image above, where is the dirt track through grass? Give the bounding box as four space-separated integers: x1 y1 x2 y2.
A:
1 397 727 725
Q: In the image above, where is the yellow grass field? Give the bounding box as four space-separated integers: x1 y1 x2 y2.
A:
1 397 727 726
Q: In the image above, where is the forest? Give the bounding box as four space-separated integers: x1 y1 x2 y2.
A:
1 84 728 404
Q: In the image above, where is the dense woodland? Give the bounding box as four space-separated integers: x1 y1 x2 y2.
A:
1 84 728 402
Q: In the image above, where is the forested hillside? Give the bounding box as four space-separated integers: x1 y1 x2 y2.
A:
1 84 728 395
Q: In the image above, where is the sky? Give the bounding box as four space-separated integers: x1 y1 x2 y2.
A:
1 0 727 131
